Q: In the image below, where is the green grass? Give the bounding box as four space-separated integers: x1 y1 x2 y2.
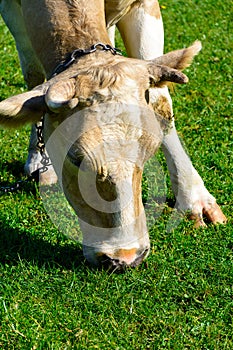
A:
0 0 233 348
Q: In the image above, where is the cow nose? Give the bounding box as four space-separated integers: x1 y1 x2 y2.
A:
98 248 149 270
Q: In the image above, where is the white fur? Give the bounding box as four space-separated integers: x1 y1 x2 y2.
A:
107 25 116 46
162 121 217 213
118 9 164 58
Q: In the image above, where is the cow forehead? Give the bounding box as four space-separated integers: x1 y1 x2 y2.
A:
46 101 162 180
65 104 162 175
73 59 150 98
58 101 160 145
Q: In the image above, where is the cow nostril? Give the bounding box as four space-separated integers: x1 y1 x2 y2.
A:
98 248 149 271
130 248 149 267
99 254 125 271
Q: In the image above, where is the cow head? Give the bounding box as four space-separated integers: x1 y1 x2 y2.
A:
0 42 201 269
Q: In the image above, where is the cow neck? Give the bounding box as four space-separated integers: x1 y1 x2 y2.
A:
23 0 111 78
50 43 122 78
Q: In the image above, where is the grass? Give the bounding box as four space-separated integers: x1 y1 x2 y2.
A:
0 0 233 348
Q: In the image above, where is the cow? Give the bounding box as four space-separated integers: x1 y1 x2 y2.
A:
0 0 226 268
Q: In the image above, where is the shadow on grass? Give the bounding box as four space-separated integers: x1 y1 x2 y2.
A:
0 160 25 178
0 160 40 196
0 160 177 272
0 221 84 270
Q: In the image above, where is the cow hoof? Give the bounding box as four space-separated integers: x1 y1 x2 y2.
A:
24 150 43 176
189 213 207 228
39 166 58 186
203 202 227 224
190 202 227 228
25 150 58 185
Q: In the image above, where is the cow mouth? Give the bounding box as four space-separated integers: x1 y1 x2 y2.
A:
98 247 150 271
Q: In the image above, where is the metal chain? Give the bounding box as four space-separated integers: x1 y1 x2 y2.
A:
0 176 36 195
0 167 39 195
35 117 51 173
0 117 49 195
51 42 122 77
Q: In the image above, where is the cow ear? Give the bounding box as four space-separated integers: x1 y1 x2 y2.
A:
147 41 201 87
150 41 202 70
147 65 189 87
45 78 78 112
0 89 47 128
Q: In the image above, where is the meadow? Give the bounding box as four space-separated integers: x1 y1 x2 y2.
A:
0 0 232 349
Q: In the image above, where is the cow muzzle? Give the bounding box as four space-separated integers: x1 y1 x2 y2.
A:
83 246 150 270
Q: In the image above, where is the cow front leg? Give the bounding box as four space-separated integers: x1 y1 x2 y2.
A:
25 124 57 185
0 0 57 185
117 0 226 225
0 0 44 89
162 120 227 226
107 25 116 46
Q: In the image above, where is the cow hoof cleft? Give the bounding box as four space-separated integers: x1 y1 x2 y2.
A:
203 202 227 225
190 202 227 228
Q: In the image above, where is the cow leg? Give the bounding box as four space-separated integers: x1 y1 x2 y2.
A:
25 124 58 185
107 25 116 46
0 0 44 89
161 121 226 226
117 0 226 226
0 0 57 185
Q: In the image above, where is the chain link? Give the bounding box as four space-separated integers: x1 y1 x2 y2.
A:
51 42 122 77
0 117 49 195
35 117 51 173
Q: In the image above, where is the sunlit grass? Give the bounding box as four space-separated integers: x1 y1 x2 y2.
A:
0 1 232 348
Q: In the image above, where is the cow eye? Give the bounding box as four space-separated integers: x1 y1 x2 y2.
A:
145 89 150 104
67 152 84 168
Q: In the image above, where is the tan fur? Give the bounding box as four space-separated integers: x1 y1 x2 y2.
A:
45 78 77 111
105 0 137 27
0 90 46 127
105 0 161 28
132 166 143 217
143 0 161 18
152 95 172 121
132 0 161 19
153 41 202 70
21 0 111 77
